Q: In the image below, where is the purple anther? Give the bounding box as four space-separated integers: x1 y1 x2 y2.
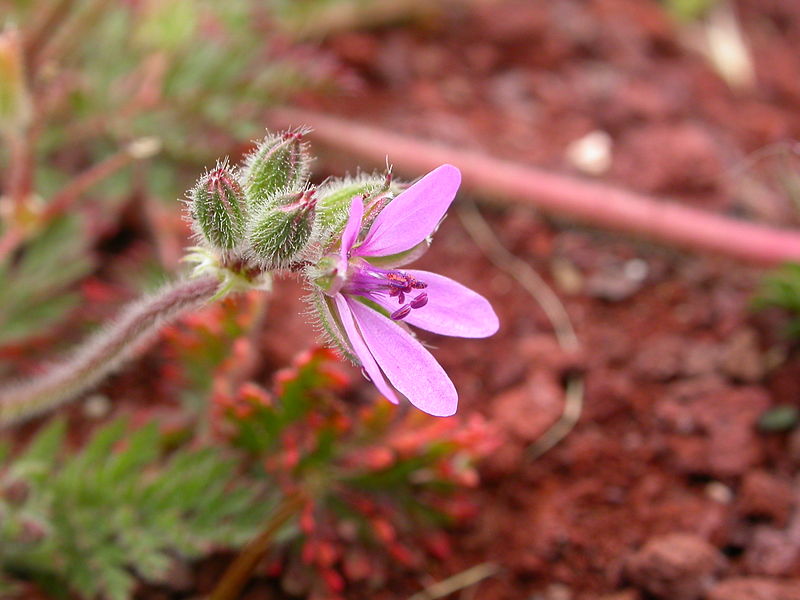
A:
410 293 428 309
390 304 412 321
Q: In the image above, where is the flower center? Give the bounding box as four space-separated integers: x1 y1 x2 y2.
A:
343 264 428 321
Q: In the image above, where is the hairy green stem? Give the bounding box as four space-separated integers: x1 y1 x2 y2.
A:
0 274 220 428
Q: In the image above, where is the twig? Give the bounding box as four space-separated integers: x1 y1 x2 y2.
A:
0 228 23 263
457 201 583 459
23 0 77 70
268 107 800 266
5 130 36 211
527 376 583 460
36 0 113 69
0 274 220 428
458 201 578 352
407 562 500 600
43 137 161 221
0 138 161 265
209 493 305 600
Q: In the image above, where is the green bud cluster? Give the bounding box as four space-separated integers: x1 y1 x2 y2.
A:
185 127 399 276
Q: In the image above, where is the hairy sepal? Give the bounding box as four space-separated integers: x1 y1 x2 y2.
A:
188 161 247 252
247 188 317 269
315 173 396 241
242 127 312 210
304 291 358 364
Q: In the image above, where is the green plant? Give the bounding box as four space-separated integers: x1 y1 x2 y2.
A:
0 419 271 599
213 347 499 598
0 345 498 599
754 262 800 337
0 216 94 348
661 0 719 22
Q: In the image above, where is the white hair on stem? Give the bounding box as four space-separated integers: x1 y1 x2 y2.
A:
0 274 220 428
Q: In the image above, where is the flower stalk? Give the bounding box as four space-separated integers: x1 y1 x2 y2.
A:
0 274 220 427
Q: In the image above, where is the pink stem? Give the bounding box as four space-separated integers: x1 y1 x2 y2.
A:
6 131 35 211
269 107 800 266
43 148 135 220
0 229 23 264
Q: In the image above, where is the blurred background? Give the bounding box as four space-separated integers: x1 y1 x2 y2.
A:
3 0 800 599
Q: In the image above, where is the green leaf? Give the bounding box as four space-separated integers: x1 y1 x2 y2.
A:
102 423 160 483
758 404 799 432
15 419 67 467
0 217 94 346
1 419 271 597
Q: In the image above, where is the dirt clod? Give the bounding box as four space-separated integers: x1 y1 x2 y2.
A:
706 577 800 600
738 470 795 525
623 533 726 600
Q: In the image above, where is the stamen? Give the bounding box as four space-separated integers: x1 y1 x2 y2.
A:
343 263 431 317
386 273 409 290
410 293 428 309
390 305 412 320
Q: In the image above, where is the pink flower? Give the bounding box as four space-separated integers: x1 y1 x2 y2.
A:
314 165 498 416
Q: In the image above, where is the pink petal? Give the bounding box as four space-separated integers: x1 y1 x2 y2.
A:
375 270 499 338
362 238 431 269
334 294 399 405
355 165 461 258
347 298 457 417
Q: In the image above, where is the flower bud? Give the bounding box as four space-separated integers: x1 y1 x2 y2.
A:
242 129 312 208
315 173 393 238
188 161 247 252
248 188 317 268
0 28 32 134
